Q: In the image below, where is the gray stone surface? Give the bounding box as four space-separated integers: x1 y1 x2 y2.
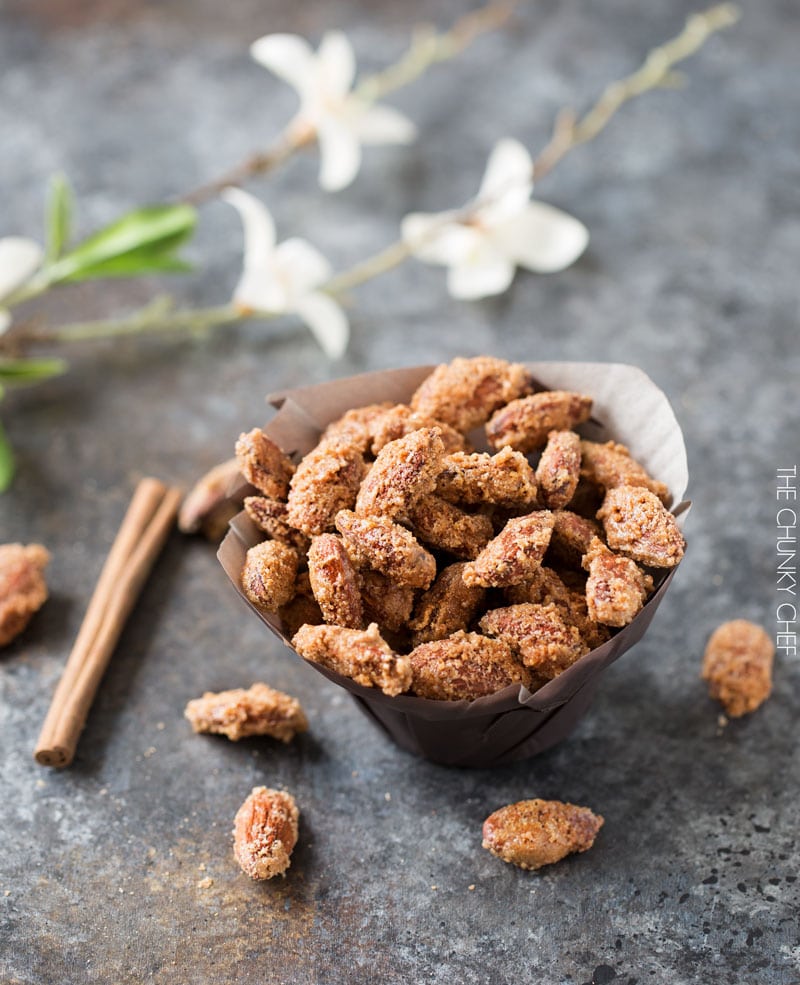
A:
1 1 798 983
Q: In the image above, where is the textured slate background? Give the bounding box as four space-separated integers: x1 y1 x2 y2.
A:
1 1 798 983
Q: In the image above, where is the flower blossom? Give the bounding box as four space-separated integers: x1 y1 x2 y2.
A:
223 187 348 359
0 237 43 334
251 31 416 192
401 138 589 300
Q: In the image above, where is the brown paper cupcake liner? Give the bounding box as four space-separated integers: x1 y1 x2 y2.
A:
218 362 690 768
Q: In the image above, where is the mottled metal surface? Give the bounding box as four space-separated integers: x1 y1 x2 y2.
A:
1 1 798 982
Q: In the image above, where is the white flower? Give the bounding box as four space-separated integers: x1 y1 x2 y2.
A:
0 237 43 334
250 31 416 192
223 187 348 359
401 138 589 300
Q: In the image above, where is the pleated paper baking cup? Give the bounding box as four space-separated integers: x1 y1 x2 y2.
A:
218 363 690 768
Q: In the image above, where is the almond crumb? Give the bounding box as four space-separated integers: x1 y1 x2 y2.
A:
468 884 476 891
196 877 214 890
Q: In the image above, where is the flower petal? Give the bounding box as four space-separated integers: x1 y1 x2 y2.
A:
0 308 11 335
493 201 589 273
274 237 332 297
317 119 362 191
477 138 533 225
401 212 482 266
316 31 356 97
356 103 417 145
293 291 349 359
446 248 516 301
222 187 276 271
232 264 291 313
250 34 316 96
0 237 43 303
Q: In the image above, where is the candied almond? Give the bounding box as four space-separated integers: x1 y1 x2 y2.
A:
359 568 416 634
409 563 486 646
286 440 365 536
185 683 308 742
335 510 436 589
505 567 610 651
244 496 310 554
701 620 774 717
486 391 592 453
548 510 602 568
536 430 581 511
235 429 295 500
597 485 685 569
482 799 603 871
580 440 671 505
355 427 444 521
370 404 468 455
321 402 395 453
409 631 533 701
233 786 299 880
241 541 299 612
307 534 364 629
437 447 538 509
409 494 494 560
479 602 588 679
292 622 412 696
410 356 533 433
463 511 555 588
0 543 50 648
582 538 652 627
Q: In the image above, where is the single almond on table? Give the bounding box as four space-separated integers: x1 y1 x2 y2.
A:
184 683 308 742
701 619 774 717
233 786 299 880
482 798 603 870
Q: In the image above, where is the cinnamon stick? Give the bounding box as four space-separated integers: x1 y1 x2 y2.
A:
34 478 182 767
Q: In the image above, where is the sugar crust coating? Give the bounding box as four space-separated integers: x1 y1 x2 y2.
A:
241 540 299 611
286 440 365 536
359 569 416 634
233 786 299 880
0 543 50 648
580 440 671 505
370 404 468 455
410 356 533 433
409 563 486 646
463 511 555 588
355 427 445 521
486 391 593 453
597 485 685 568
479 602 588 679
701 619 774 717
243 496 310 554
505 567 610 650
409 494 494 560
185 683 308 742
307 534 364 629
482 799 604 871
437 447 538 509
409 631 533 701
548 510 602 568
292 622 412 696
536 430 581 510
583 538 653 627
335 510 436 589
321 402 395 453
278 584 323 639
235 429 295 500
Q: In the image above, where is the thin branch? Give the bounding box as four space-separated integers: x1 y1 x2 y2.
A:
180 1 515 207
532 3 740 180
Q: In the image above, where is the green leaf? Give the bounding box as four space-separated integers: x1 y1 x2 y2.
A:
45 204 197 284
45 173 74 263
0 419 14 492
0 357 68 385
